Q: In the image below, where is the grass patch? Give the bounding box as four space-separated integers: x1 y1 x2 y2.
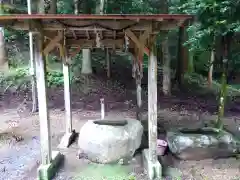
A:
74 164 135 180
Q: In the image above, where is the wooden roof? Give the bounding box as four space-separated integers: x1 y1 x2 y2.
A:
0 14 193 55
0 14 193 32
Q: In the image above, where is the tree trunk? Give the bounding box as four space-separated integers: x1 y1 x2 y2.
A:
0 1 7 72
176 26 184 88
187 21 194 73
188 49 194 73
208 50 215 87
162 35 171 95
96 0 105 14
49 0 57 14
74 0 79 14
80 0 92 77
161 0 171 96
37 0 45 13
0 27 7 72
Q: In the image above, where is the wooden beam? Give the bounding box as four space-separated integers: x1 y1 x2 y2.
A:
72 30 77 39
27 0 38 113
7 20 179 31
138 26 152 62
86 30 90 39
99 31 103 39
113 30 116 39
106 48 111 78
58 44 64 60
35 33 52 165
69 45 81 58
63 56 72 133
148 44 158 164
43 31 63 54
66 39 125 48
125 29 150 56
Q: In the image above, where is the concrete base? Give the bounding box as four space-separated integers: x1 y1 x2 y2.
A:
142 149 162 180
37 151 64 180
58 130 77 149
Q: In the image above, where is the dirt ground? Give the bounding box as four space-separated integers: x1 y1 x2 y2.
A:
0 62 240 179
0 91 240 180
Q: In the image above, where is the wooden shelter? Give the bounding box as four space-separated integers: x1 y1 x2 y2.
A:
0 14 192 179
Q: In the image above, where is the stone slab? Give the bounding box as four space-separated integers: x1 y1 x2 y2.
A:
78 118 143 163
167 127 240 160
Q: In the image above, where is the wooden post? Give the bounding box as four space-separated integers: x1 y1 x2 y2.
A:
35 34 52 165
63 56 72 133
176 26 184 87
148 44 158 163
58 32 76 149
135 59 142 120
106 48 111 78
27 0 38 112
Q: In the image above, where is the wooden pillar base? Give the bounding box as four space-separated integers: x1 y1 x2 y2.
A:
37 151 64 180
142 149 162 180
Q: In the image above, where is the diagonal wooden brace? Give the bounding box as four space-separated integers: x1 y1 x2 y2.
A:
125 29 150 56
69 45 81 58
43 31 63 55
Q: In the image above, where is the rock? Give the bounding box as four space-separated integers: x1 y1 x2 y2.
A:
78 118 143 164
166 127 240 160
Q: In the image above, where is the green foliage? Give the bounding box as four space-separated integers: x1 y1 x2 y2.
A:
172 0 240 51
0 67 75 93
183 72 240 98
46 70 64 87
57 0 74 14
0 67 30 92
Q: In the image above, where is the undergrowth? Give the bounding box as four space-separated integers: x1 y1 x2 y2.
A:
1 64 240 101
0 67 70 93
183 72 240 99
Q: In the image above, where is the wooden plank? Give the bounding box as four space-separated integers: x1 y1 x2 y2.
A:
69 46 81 58
125 29 150 56
72 30 77 39
113 30 116 39
35 33 52 165
106 48 111 78
43 31 63 54
86 30 90 39
0 14 193 20
66 39 125 48
27 0 38 113
138 26 152 65
6 20 181 31
63 55 72 133
148 44 158 163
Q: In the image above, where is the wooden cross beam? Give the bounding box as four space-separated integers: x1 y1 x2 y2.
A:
43 31 63 55
139 26 152 57
69 46 81 58
125 29 150 56
66 39 125 49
